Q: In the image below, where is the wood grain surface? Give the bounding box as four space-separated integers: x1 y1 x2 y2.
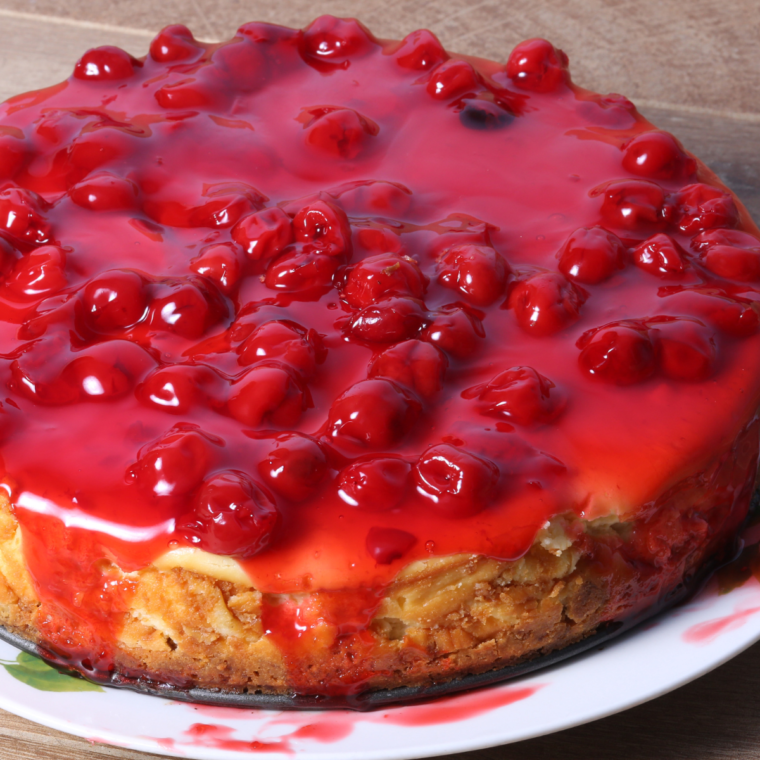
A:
0 2 759 758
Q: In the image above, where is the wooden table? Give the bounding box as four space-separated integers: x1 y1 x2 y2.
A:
0 2 758 757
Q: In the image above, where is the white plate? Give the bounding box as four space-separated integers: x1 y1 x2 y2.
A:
0 536 759 760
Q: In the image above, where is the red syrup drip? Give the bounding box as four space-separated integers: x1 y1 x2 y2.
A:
683 602 760 644
0 17 758 693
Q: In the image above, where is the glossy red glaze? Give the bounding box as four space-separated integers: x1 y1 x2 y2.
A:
0 18 759 697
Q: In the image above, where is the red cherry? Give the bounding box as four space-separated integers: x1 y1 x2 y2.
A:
131 429 211 498
337 456 411 511
265 250 339 293
137 364 219 414
150 25 199 62
355 227 405 258
69 172 138 211
258 433 328 501
190 244 242 294
577 322 656 385
0 188 51 244
632 234 687 278
394 29 448 71
209 38 267 92
437 244 510 305
365 527 416 565
506 39 569 93
347 297 427 343
509 272 586 336
304 108 379 160
593 179 668 232
557 227 625 284
0 237 17 275
340 183 412 218
8 246 66 298
60 352 132 401
177 471 279 559
154 81 215 109
237 321 319 378
368 339 447 399
80 270 147 332
464 366 562 425
707 297 760 337
227 365 309 427
415 444 499 518
420 306 485 358
301 15 376 66
674 184 739 235
0 135 26 181
691 229 760 282
343 254 427 307
692 229 760 252
10 335 77 405
293 200 351 257
74 46 140 81
145 185 263 229
67 129 132 177
149 280 226 341
327 378 421 449
232 207 293 261
622 131 695 180
653 319 717 382
426 60 480 100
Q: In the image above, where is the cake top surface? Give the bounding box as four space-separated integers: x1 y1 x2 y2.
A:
1 17 760 594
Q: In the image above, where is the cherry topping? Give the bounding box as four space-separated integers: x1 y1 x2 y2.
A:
506 38 569 93
653 319 718 382
347 297 427 343
327 378 421 449
394 29 448 71
337 457 411 511
149 279 227 340
265 250 339 293
0 136 26 181
137 364 218 415
622 131 695 180
593 179 669 232
706 297 760 337
258 433 328 501
149 25 199 63
154 81 215 110
437 244 509 305
427 60 480 100
69 172 138 212
227 365 309 427
632 234 687 278
674 183 739 235
578 321 656 385
459 100 513 131
177 471 279 559
237 321 319 378
8 245 66 298
463 366 562 425
190 244 242 294
557 227 625 284
73 46 140 81
509 272 586 336
365 526 416 564
343 254 427 308
301 16 376 66
0 188 50 245
80 270 147 332
691 229 760 282
293 200 351 257
415 444 498 518
304 109 379 160
420 306 485 358
232 207 293 261
60 350 133 401
66 129 132 178
368 339 447 399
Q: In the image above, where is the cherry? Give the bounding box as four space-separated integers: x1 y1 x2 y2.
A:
347 297 427 343
343 254 427 307
593 179 669 232
674 184 739 235
227 365 309 427
8 246 66 298
190 244 242 294
209 38 267 92
415 444 498 518
0 136 26 181
509 272 586 336
427 60 480 100
73 46 140 81
632 234 687 278
150 25 199 63
343 183 411 218
304 109 379 160
365 527 416 565
622 131 695 180
464 366 562 425
154 81 215 109
137 364 219 414
420 306 485 358
150 280 226 341
130 429 211 498
145 185 263 229
355 227 405 257
0 237 17 275
258 433 328 501
506 38 569 93
177 471 279 559
557 227 625 284
691 229 760 281
67 129 132 177
293 200 352 257
0 188 50 244
265 250 339 293
458 99 514 131
69 172 138 211
237 320 319 378
337 456 411 511
10 336 78 405
438 244 509 305
707 297 760 337
327 378 421 449
301 15 376 66
368 339 447 399
60 351 132 401
80 270 147 333
577 322 656 385
232 207 293 261
394 29 448 71
653 319 717 382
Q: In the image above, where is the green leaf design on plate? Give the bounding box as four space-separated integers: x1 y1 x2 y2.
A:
0 651 103 692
